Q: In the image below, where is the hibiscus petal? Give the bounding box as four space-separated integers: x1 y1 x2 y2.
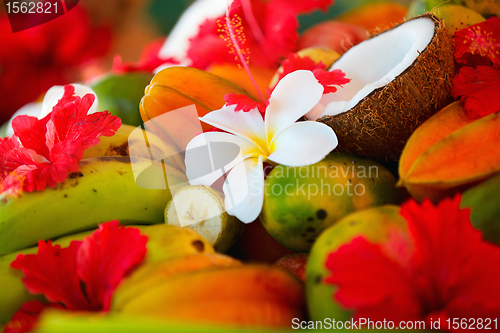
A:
40 84 99 119
5 102 42 138
10 241 94 311
11 115 51 160
223 156 264 223
324 237 422 323
450 65 500 119
267 121 337 166
185 132 258 186
2 301 48 333
400 197 500 319
77 221 147 311
265 70 324 144
199 104 267 151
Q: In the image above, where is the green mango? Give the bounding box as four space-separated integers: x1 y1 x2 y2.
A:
90 72 153 127
460 174 500 245
306 205 409 322
260 152 400 252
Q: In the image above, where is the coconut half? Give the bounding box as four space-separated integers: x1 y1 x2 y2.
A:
314 14 454 161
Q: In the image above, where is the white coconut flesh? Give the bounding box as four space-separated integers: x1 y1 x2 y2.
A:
309 17 436 120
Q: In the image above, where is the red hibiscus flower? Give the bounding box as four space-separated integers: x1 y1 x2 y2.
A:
112 38 178 74
451 17 500 119
3 221 147 333
187 0 333 70
0 6 112 123
0 85 121 198
324 196 500 330
224 52 349 116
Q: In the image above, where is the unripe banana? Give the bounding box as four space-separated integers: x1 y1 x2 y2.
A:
0 156 187 254
165 185 244 253
82 124 186 174
0 224 213 325
116 265 306 328
112 253 241 311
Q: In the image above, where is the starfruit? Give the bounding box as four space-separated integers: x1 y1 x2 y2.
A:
139 66 258 152
398 101 500 202
140 66 257 132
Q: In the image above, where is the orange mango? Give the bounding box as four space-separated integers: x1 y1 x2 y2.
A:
336 1 407 32
398 102 500 202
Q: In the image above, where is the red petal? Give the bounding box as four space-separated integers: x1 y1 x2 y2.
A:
400 196 500 319
112 38 178 73
451 65 500 119
224 93 267 114
187 0 334 69
324 237 422 323
10 240 96 311
269 53 325 93
454 17 500 67
77 221 148 311
2 301 47 333
11 115 51 160
313 68 350 94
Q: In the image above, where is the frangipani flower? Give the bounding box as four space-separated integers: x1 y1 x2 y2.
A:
185 70 338 223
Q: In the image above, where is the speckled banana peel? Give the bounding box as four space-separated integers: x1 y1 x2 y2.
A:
0 156 187 254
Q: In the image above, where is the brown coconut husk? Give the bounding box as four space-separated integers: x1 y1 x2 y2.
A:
317 13 455 162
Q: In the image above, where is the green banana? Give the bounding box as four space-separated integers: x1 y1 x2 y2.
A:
0 224 214 325
82 124 186 174
0 156 188 254
0 229 93 325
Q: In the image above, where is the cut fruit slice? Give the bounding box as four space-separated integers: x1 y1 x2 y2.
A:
165 185 244 253
315 14 454 161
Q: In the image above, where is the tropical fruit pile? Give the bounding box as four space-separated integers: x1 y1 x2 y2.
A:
0 0 499 332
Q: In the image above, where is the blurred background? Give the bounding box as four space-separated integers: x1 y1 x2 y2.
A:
0 0 414 124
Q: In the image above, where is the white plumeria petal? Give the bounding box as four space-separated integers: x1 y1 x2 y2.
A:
265 70 324 144
223 156 264 223
185 132 256 186
5 102 42 137
268 122 338 166
40 84 99 119
200 104 267 153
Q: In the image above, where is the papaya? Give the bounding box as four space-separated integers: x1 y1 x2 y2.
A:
306 205 409 322
398 102 500 202
260 152 400 252
461 174 500 245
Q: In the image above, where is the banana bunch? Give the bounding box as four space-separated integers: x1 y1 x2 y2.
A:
0 224 214 325
0 124 188 254
112 264 305 328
